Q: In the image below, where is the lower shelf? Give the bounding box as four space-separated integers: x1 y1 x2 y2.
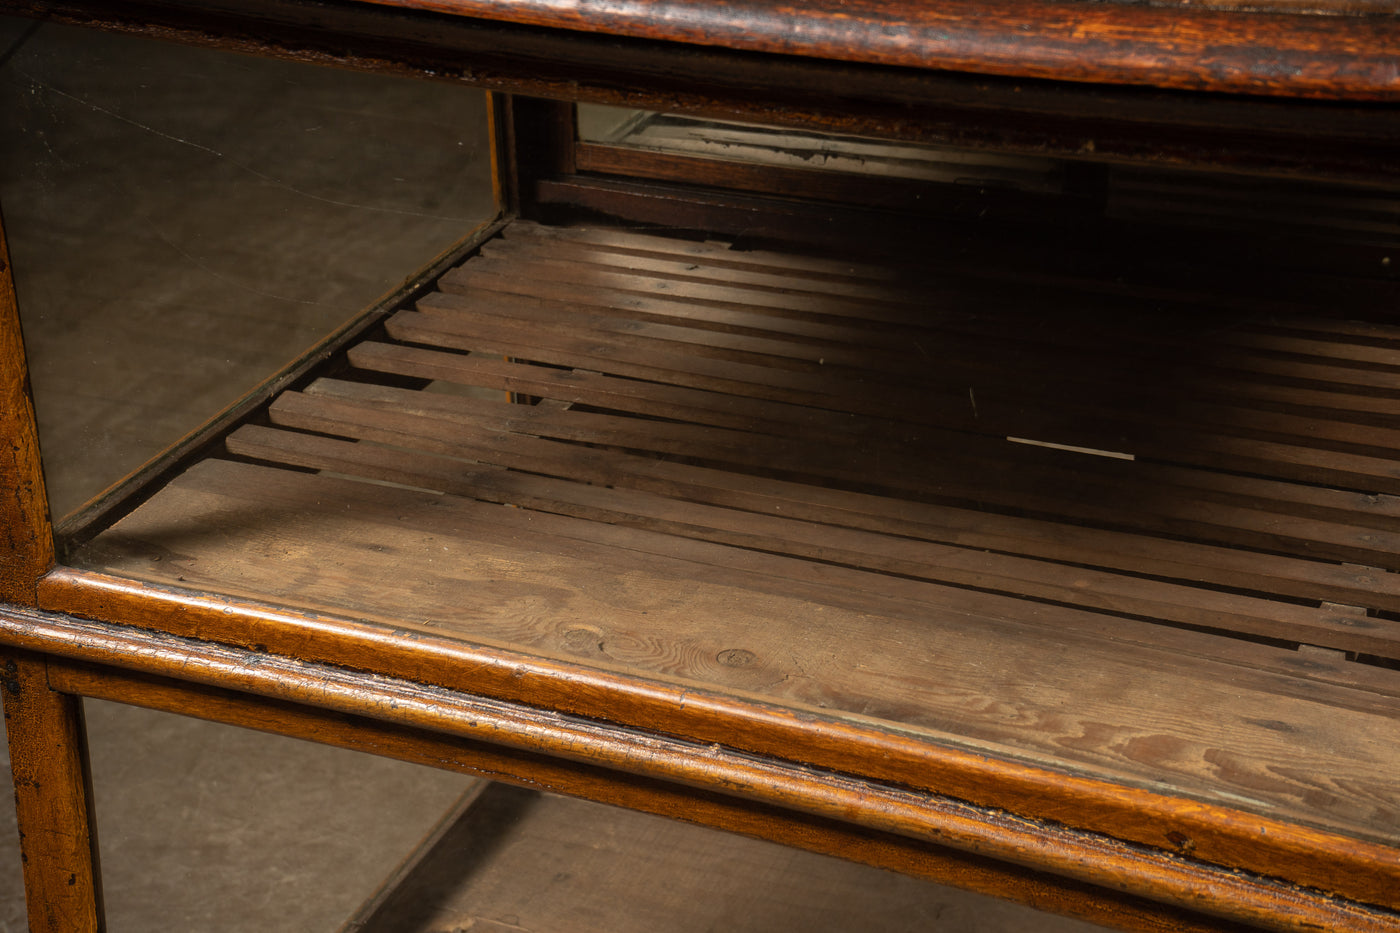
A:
64 217 1400 914
345 781 1104 933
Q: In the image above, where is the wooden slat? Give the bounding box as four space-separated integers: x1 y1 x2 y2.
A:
443 256 1400 421
262 379 1398 604
76 457 1400 850
418 268 1400 494
253 347 1400 610
227 422 1400 662
270 378 1400 572
478 236 909 302
367 312 1400 559
68 221 1400 910
502 220 900 281
446 252 1400 391
351 340 1400 541
280 386 1400 607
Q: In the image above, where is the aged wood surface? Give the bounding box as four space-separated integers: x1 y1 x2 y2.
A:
57 222 1400 918
365 0 1400 99
3 2 1398 186
0 211 53 604
31 658 1256 933
32 566 1400 918
0 651 103 932
6 619 1392 932
68 457 1400 847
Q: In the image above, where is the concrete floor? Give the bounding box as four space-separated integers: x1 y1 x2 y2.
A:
0 14 496 931
0 15 1109 931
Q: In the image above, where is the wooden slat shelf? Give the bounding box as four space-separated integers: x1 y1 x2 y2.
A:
344 782 1102 933
70 220 1400 896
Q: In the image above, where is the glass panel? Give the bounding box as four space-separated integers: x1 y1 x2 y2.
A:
0 16 498 518
78 700 474 931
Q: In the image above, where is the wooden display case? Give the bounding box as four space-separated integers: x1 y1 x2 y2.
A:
1 1 1399 931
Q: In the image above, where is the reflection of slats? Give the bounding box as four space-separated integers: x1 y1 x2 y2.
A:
605 113 1065 191
1108 168 1400 246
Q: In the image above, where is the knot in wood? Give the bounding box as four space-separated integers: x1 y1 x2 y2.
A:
717 648 757 668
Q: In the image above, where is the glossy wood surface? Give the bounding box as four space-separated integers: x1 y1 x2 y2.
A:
0 652 103 933
35 659 1237 933
0 213 52 605
365 0 1400 99
0 606 1389 932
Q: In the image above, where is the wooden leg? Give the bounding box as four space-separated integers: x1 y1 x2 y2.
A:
2 652 104 933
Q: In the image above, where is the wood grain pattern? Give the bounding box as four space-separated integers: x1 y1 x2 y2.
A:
8 0 1399 187
0 651 103 933
0 612 1389 932
0 211 53 604
74 457 1400 839
34 658 1282 933
32 567 1400 917
364 0 1400 100
49 221 1400 922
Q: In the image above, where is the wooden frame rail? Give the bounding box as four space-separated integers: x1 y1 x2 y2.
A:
1 0 1397 184
2 1 1399 931
4 601 1398 933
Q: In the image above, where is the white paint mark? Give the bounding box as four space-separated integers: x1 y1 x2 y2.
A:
1007 436 1135 460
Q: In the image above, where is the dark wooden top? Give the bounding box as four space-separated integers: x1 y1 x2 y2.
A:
367 0 1400 99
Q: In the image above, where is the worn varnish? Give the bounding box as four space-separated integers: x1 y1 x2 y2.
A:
57 221 1400 921
0 609 1386 932
0 652 103 933
7 0 1398 187
20 644 1307 933
366 0 1400 99
0 212 52 604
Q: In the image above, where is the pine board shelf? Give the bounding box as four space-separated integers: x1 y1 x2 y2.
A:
66 218 1400 914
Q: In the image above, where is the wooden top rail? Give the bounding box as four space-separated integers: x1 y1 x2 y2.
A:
5 0 1397 182
365 0 1400 100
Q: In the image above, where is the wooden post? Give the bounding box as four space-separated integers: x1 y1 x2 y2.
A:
503 96 579 219
2 651 104 933
0 206 54 605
